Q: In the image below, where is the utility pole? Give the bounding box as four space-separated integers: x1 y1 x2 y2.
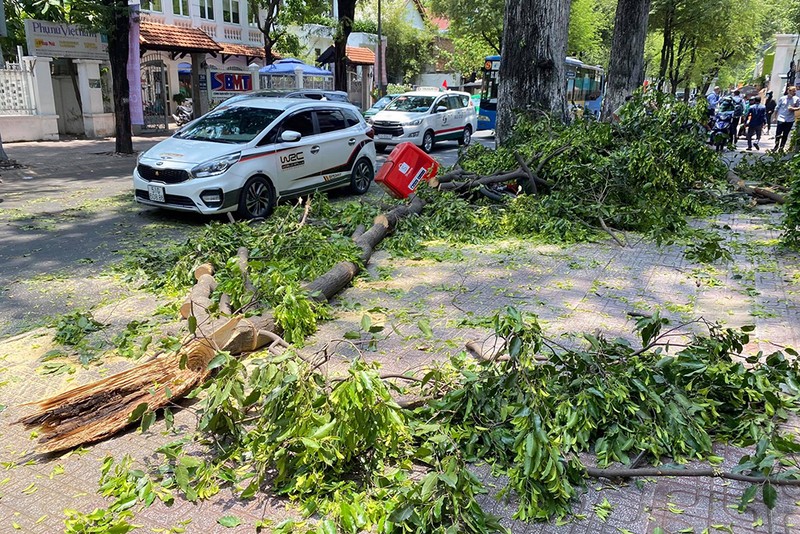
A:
376 0 383 98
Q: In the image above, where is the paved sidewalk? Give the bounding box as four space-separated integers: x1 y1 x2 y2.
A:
1 136 799 533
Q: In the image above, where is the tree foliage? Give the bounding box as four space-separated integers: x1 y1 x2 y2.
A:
356 0 437 84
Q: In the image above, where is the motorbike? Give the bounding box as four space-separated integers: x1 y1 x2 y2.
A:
172 101 194 127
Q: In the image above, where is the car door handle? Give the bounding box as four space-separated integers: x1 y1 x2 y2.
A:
310 145 320 154
348 138 356 146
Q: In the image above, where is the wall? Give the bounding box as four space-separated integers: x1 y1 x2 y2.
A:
0 116 59 141
768 34 800 96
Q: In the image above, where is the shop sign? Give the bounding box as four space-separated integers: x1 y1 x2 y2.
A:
24 19 108 60
210 71 252 98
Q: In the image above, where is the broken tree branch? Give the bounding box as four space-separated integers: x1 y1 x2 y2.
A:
586 465 800 486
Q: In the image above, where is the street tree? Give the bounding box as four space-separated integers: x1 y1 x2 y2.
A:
496 0 572 143
430 0 504 54
355 1 437 84
601 0 651 120
248 0 329 64
335 0 357 91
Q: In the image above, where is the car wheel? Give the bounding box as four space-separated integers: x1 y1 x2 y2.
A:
237 176 275 219
375 143 387 153
422 130 435 153
458 125 472 146
350 158 374 195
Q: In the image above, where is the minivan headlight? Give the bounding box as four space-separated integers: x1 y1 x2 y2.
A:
402 118 423 127
191 152 241 178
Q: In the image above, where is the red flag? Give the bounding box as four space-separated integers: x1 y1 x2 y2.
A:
442 79 448 89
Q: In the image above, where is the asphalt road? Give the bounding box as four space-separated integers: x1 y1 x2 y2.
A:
0 130 495 336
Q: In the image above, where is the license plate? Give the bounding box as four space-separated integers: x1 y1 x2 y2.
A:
148 184 165 203
378 134 392 140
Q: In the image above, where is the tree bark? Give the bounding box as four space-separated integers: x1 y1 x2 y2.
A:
105 0 133 154
496 0 572 144
601 0 652 120
0 130 8 162
335 0 357 92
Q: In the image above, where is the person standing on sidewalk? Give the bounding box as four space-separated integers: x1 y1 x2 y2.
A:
774 86 800 151
745 96 767 151
765 91 777 134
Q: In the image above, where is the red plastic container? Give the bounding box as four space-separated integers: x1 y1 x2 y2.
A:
374 142 440 199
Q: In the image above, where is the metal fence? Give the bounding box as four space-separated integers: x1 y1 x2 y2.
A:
0 62 36 115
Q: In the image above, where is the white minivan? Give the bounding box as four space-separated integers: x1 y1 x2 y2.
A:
134 98 376 219
367 90 478 153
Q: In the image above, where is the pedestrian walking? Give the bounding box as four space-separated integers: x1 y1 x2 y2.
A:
765 91 776 134
745 96 767 151
730 90 744 145
774 86 800 151
706 86 721 118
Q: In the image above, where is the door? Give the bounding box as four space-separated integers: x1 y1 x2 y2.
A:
313 108 357 189
270 110 323 197
141 56 169 131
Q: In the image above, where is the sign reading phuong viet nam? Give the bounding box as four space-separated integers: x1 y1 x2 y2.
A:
25 19 108 60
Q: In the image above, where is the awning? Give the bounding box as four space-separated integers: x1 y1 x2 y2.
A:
317 46 375 66
219 42 280 63
259 58 332 76
139 21 221 54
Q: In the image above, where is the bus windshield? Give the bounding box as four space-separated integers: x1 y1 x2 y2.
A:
385 96 435 113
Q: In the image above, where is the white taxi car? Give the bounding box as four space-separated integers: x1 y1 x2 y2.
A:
134 99 376 219
367 90 477 153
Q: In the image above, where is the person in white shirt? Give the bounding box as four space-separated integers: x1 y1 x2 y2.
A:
774 86 800 151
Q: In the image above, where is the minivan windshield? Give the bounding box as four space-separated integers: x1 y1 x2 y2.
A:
385 96 435 113
175 106 282 143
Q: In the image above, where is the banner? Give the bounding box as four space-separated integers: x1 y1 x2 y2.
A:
128 6 144 126
24 19 107 60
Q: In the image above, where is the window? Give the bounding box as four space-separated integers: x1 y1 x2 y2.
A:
281 112 316 137
316 110 346 133
173 0 189 16
447 96 463 109
223 0 240 23
198 0 214 20
175 107 282 144
342 109 361 127
141 0 163 12
249 8 259 26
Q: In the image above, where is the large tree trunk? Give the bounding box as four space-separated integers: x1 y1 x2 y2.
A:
0 131 8 162
496 0 572 144
105 0 133 154
601 0 652 120
335 0 356 92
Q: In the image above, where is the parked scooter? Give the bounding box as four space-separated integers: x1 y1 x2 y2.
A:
172 100 193 127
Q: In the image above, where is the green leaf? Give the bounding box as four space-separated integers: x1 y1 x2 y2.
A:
217 515 242 528
140 411 156 433
128 403 149 423
421 472 438 500
188 315 197 335
344 330 361 340
207 352 227 370
418 319 433 338
762 484 777 509
360 314 372 331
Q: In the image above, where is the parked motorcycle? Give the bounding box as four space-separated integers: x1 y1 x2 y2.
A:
172 101 193 127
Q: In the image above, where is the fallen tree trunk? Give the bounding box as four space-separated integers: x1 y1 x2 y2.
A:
727 170 786 204
17 196 425 453
304 195 425 302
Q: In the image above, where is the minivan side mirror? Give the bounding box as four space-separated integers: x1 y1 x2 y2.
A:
436 106 448 113
281 130 302 142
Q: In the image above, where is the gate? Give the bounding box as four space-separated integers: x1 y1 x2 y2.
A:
141 56 168 131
